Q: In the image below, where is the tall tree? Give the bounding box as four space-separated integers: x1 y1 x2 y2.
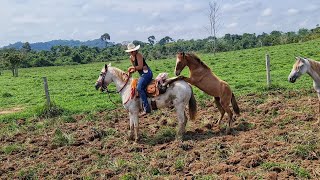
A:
100 33 110 47
206 1 220 55
158 36 174 45
147 35 156 45
2 49 24 77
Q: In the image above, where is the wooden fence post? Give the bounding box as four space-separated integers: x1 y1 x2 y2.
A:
43 77 51 106
266 54 271 88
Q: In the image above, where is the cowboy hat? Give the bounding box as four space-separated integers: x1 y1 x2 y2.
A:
125 42 140 52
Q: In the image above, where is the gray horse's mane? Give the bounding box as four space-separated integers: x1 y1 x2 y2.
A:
110 66 128 82
307 58 320 76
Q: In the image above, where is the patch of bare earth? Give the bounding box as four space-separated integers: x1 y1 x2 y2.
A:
0 107 23 115
0 91 319 179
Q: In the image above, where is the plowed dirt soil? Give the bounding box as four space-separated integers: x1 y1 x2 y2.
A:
1 90 319 179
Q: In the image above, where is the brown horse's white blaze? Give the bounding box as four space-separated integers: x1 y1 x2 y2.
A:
288 57 320 125
173 52 240 134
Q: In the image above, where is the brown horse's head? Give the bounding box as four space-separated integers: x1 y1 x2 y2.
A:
175 52 187 76
288 57 310 83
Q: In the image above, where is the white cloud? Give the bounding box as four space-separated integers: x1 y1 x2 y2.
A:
287 8 299 15
12 15 51 24
1 0 320 47
221 0 254 12
299 19 309 27
261 8 272 16
256 21 269 27
183 3 203 12
226 22 238 28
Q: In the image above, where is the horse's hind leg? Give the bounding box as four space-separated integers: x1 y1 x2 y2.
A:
176 104 186 140
221 98 233 134
128 112 134 140
129 111 139 142
315 93 320 125
214 97 225 125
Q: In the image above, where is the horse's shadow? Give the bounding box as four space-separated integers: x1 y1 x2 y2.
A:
139 121 254 145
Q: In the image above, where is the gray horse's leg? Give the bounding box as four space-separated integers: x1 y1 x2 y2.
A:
128 109 139 142
133 114 139 142
128 112 135 141
315 93 320 125
176 104 186 140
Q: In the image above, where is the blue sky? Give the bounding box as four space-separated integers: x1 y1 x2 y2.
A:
1 0 319 47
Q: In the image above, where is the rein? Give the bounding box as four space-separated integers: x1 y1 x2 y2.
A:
117 73 130 93
101 71 132 105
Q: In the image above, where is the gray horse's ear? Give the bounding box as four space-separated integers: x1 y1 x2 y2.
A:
295 57 300 61
105 63 111 69
301 57 307 63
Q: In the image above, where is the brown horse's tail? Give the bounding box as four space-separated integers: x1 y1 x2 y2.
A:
231 93 240 115
189 88 197 120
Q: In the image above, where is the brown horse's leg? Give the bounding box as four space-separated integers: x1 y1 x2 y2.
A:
162 76 187 87
214 97 225 125
221 92 233 134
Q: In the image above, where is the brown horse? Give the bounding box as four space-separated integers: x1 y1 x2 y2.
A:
165 52 240 133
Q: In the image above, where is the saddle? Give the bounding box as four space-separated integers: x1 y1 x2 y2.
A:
130 73 169 110
131 79 167 98
147 72 169 97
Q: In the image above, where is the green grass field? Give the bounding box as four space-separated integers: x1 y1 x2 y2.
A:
1 39 320 121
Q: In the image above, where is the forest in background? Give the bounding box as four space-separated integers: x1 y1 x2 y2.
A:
0 26 320 75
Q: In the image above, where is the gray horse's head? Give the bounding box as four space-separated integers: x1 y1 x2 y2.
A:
288 57 310 83
95 63 112 91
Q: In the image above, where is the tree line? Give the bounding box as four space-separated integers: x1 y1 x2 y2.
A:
1 26 320 76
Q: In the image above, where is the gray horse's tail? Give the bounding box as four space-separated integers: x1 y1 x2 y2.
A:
231 93 240 115
189 87 197 120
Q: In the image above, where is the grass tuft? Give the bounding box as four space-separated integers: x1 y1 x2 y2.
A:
36 101 64 118
149 127 176 145
52 128 73 147
2 92 13 98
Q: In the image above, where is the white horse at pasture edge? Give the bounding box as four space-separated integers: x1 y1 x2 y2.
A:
288 57 320 124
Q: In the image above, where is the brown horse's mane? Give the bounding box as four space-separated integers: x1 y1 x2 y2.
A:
186 53 210 70
307 58 320 77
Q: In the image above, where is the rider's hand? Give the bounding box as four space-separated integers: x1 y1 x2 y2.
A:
128 66 135 73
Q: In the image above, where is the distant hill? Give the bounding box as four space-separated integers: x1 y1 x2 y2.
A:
2 39 114 51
